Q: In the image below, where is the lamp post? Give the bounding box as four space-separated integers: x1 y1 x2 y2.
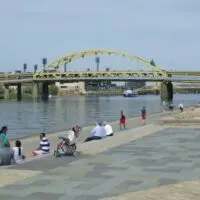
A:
34 64 38 73
95 56 100 72
23 63 27 73
64 63 67 72
95 56 100 89
42 58 47 72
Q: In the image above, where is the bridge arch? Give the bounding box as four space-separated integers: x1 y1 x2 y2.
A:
46 49 166 76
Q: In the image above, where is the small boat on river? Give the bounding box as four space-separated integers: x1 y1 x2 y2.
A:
123 89 138 97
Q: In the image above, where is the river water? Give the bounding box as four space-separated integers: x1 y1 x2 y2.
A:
0 94 199 139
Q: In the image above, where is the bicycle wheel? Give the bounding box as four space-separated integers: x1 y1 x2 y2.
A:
73 151 79 157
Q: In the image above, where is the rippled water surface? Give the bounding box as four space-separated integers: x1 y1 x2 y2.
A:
0 94 199 139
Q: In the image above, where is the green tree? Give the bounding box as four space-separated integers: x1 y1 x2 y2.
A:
150 59 156 66
49 85 58 95
23 86 32 94
150 59 158 88
0 86 4 94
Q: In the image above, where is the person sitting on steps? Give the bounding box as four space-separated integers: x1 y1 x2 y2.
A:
103 121 114 136
12 140 25 164
84 122 106 142
0 126 14 165
32 133 50 156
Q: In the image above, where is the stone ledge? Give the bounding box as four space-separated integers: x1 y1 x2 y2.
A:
78 124 166 155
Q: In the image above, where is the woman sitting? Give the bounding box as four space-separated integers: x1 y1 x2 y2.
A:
13 140 25 164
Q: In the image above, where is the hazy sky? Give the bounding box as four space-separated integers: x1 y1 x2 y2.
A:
0 0 199 72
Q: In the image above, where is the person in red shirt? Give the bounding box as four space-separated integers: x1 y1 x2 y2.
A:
141 106 147 125
120 110 126 130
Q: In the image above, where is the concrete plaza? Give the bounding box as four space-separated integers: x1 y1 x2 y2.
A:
1 124 200 199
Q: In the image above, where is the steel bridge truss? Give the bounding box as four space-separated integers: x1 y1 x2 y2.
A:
33 71 165 79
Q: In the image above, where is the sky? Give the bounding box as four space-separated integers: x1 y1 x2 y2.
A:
0 0 199 72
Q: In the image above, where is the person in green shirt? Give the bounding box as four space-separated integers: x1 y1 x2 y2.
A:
0 126 14 165
0 126 10 148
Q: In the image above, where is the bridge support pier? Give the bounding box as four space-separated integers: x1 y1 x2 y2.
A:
161 82 173 101
4 85 9 99
42 82 49 100
17 83 22 101
32 82 39 99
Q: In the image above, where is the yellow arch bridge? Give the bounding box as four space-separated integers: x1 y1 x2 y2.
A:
0 49 200 79
0 49 200 101
43 49 166 76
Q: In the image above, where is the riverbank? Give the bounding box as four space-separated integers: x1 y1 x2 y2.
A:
0 93 32 99
8 103 194 141
1 94 198 141
8 106 193 157
159 104 200 125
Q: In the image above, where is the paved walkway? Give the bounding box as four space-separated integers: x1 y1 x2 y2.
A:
1 107 200 199
1 125 200 199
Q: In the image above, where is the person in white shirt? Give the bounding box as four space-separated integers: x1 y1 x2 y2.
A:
58 125 81 152
84 122 107 142
12 140 25 164
103 121 114 136
64 125 81 144
179 103 184 112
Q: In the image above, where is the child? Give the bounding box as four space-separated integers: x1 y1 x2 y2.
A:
120 110 126 130
13 140 25 164
179 103 184 112
141 106 147 125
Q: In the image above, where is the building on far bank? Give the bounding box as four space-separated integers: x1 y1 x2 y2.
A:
55 82 86 95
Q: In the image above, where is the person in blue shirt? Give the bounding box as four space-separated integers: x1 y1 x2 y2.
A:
0 126 10 148
0 126 14 165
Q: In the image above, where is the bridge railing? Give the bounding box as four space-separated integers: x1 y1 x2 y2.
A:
32 71 165 79
1 71 200 82
0 71 166 79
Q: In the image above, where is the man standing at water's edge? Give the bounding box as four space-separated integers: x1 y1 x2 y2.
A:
120 110 126 130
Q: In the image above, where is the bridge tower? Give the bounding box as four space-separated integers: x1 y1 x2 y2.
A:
160 82 173 101
32 82 39 99
17 83 22 101
4 85 9 99
4 84 22 101
42 82 49 100
32 82 49 100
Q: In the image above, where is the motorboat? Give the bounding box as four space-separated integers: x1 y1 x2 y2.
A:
123 89 138 97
